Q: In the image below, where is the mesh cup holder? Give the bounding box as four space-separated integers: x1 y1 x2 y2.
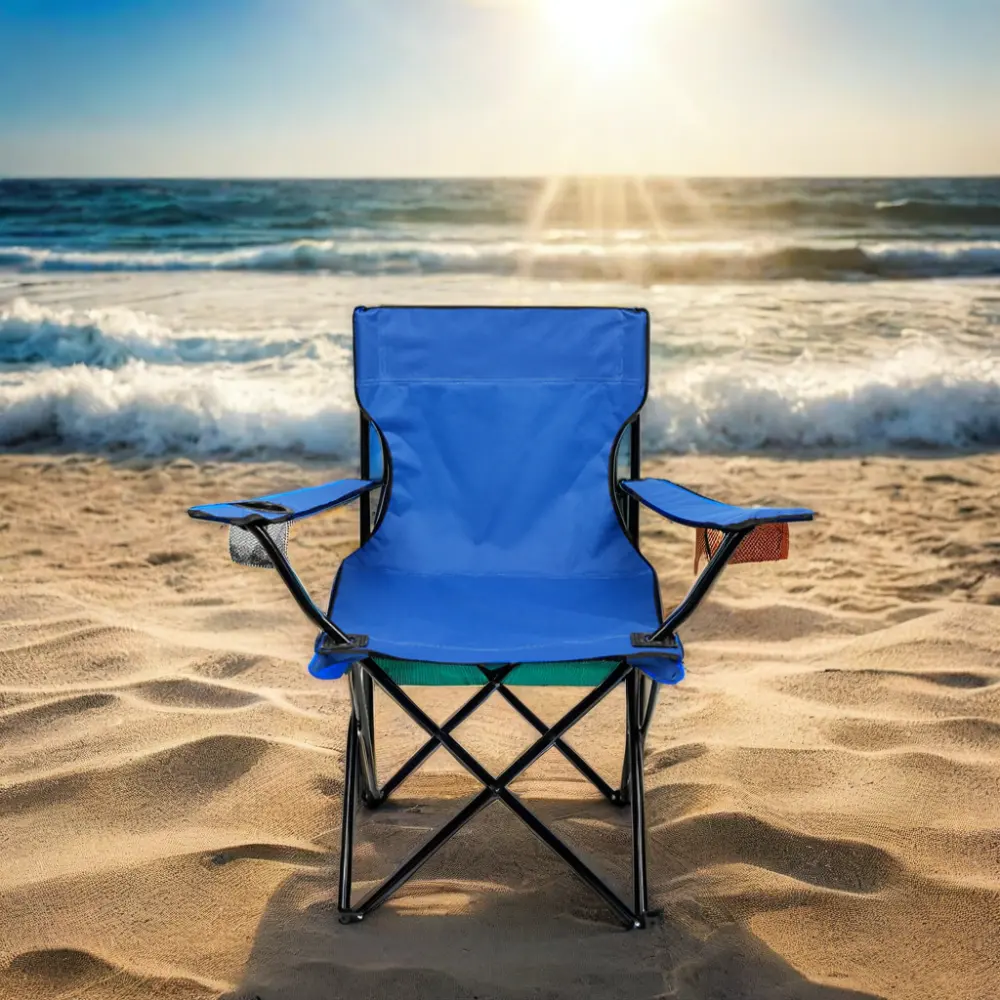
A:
693 523 789 574
229 520 289 569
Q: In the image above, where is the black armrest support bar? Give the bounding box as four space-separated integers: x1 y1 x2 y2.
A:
247 523 365 649
637 528 751 645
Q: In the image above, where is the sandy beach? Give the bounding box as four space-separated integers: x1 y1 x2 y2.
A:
1 451 997 1000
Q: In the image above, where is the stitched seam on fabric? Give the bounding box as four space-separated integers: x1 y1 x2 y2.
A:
356 377 644 386
368 637 658 652
345 566 653 580
372 326 628 383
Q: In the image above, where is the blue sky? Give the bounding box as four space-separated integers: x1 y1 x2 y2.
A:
0 0 997 176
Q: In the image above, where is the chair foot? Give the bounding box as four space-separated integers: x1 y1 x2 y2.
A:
338 911 365 925
361 789 384 809
609 788 629 808
636 907 663 929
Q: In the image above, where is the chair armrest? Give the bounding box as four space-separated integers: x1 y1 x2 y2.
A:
624 478 813 646
620 479 813 531
188 478 379 527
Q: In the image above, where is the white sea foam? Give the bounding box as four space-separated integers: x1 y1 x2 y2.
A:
2 288 996 457
0 361 358 457
648 343 1000 453
2 337 995 456
0 298 349 368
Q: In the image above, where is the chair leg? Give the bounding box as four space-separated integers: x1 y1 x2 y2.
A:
626 668 655 924
363 669 376 761
618 673 657 808
350 666 380 807
372 664 621 809
373 665 515 806
338 711 361 920
618 667 640 806
496 684 619 805
618 732 632 807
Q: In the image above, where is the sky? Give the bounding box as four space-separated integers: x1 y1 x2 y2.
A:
0 0 998 177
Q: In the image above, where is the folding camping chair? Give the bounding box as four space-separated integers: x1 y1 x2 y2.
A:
188 306 813 928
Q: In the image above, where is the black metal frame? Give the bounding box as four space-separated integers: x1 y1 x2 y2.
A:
337 657 663 928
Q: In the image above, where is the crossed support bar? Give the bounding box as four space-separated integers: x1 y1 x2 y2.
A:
244 496 754 927
337 658 661 928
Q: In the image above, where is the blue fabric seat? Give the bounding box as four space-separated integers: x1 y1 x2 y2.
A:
319 570 681 682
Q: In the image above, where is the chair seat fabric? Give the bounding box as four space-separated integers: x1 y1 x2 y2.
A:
308 568 683 684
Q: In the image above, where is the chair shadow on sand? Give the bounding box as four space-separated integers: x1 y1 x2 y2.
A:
222 775 888 1000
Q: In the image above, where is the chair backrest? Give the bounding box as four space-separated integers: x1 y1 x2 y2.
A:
352 306 649 581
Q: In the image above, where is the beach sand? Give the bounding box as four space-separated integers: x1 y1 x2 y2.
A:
1 452 998 1000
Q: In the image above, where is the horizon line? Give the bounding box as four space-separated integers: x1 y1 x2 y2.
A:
3 172 999 182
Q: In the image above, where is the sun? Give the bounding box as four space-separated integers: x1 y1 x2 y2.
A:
540 0 656 75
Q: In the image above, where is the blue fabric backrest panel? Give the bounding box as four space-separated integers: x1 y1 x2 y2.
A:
347 307 651 582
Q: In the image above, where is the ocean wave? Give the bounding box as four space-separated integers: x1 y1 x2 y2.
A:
103 203 224 227
647 345 1000 453
1 343 995 456
0 363 358 456
3 238 1000 282
873 198 1000 226
0 298 348 368
5 179 1000 254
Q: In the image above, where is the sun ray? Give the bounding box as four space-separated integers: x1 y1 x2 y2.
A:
519 0 721 284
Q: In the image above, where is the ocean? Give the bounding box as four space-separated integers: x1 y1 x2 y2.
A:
1 176 997 457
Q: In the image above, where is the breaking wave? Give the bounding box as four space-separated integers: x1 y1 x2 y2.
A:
2 238 1000 282
2 336 995 456
646 346 1000 453
0 363 358 457
0 298 349 369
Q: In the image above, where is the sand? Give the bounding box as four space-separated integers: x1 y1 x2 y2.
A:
0 452 998 1000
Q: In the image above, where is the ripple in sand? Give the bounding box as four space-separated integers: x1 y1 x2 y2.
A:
822 668 998 690
0 734 273 818
204 842 327 868
653 811 901 895
0 692 117 736
127 677 260 710
2 948 218 1000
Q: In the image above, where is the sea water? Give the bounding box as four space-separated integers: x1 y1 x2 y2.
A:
0 177 997 457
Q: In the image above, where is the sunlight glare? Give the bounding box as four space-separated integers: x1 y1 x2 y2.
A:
541 0 654 75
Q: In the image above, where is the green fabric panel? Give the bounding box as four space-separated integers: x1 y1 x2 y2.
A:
372 660 483 686
507 662 617 686
372 657 618 687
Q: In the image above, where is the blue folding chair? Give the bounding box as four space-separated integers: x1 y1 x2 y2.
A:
189 307 813 928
